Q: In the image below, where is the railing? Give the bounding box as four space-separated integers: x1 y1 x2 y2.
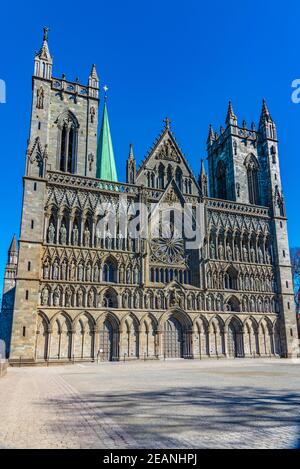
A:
206 197 270 217
46 171 139 195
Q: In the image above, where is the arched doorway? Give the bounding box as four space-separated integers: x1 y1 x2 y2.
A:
36 315 49 360
164 316 183 358
227 318 244 357
99 319 114 361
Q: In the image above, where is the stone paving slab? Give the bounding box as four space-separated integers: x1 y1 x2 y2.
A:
0 359 300 449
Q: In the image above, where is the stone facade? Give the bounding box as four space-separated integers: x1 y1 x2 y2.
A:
1 30 299 363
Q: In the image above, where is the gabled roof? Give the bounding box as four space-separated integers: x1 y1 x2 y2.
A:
136 123 201 191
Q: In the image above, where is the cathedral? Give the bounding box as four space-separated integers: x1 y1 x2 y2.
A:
0 29 298 363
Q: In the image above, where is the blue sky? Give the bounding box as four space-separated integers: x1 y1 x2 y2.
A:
0 0 300 283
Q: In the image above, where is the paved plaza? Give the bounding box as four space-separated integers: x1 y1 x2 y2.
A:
0 359 300 449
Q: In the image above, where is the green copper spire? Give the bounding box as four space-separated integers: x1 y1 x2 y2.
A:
96 102 118 181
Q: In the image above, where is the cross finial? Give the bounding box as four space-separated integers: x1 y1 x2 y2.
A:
163 117 171 129
43 27 49 41
103 85 109 101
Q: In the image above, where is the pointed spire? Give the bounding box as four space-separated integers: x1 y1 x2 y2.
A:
127 143 136 184
90 64 99 81
225 100 237 126
88 65 99 98
8 234 17 254
163 117 171 130
128 143 135 160
199 159 208 196
96 102 118 182
36 27 51 61
34 27 52 78
206 124 215 144
200 158 206 176
260 99 273 123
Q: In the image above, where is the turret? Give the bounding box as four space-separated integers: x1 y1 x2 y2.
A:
198 159 208 196
88 64 99 99
206 124 215 146
225 100 237 127
259 99 277 140
126 143 136 184
34 27 52 79
2 235 18 297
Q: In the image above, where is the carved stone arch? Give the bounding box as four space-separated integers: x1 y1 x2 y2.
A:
139 313 158 358
101 286 118 308
244 153 260 205
158 308 193 331
226 315 244 357
73 311 95 331
209 314 225 332
193 315 209 333
36 311 50 360
224 294 241 312
225 314 243 329
258 316 273 334
56 110 79 173
258 316 274 355
49 311 72 359
37 310 50 329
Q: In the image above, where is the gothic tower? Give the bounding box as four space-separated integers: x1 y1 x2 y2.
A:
0 235 18 356
126 144 136 184
207 100 298 356
9 29 100 361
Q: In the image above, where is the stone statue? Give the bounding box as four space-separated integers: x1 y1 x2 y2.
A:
36 86 44 109
53 260 59 280
41 288 49 306
70 262 76 281
134 293 139 309
77 289 83 307
65 288 71 307
118 232 124 250
43 261 49 279
134 266 139 284
210 242 215 259
86 264 91 282
226 243 232 261
84 226 90 247
126 268 131 284
144 293 149 309
59 223 67 245
258 247 264 263
243 245 248 262
119 265 125 283
95 229 101 247
48 222 55 244
234 245 240 261
122 291 128 308
218 244 224 260
72 225 79 245
250 246 256 263
53 289 60 306
88 290 94 307
78 264 84 282
93 264 99 282
106 229 112 249
61 260 67 280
